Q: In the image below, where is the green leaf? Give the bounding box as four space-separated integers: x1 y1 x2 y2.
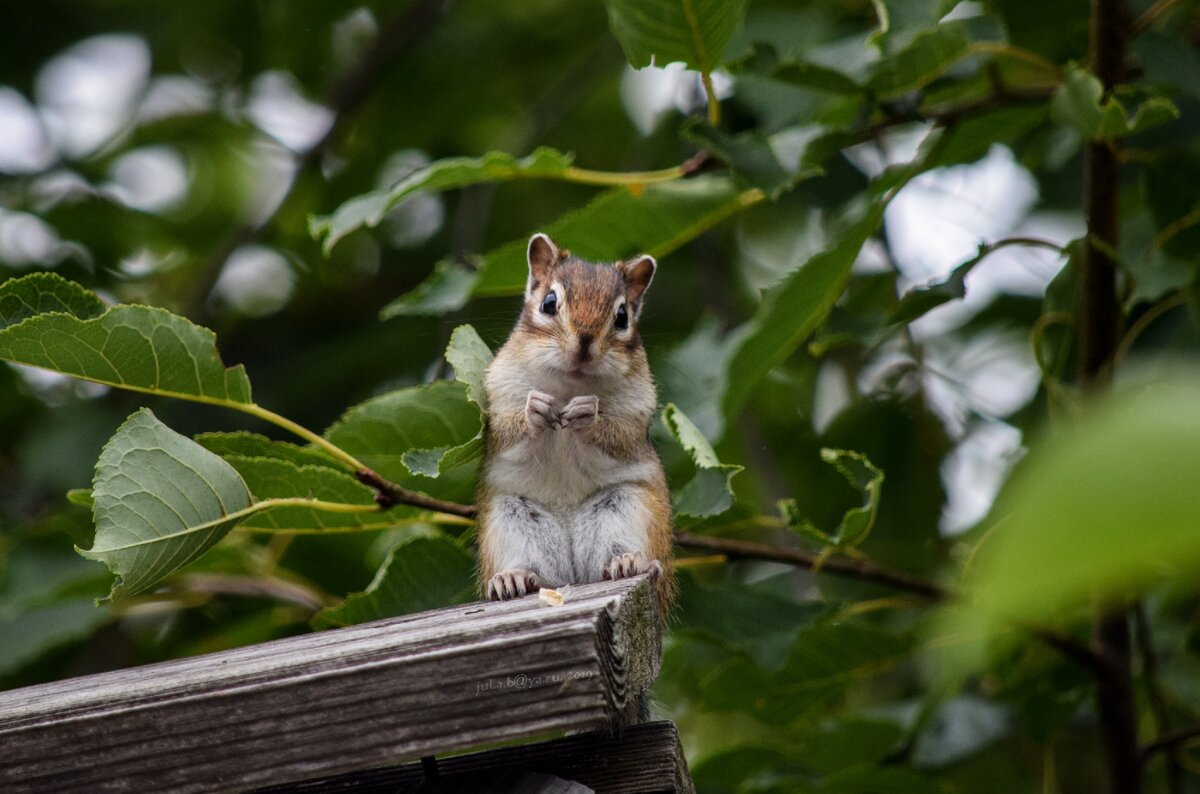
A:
1051 67 1181 139
469 175 758 298
821 766 951 794
673 571 827 667
387 175 759 314
444 324 494 411
684 122 824 199
0 600 111 676
770 59 865 96
195 431 343 472
602 0 750 73
703 621 912 723
215 456 406 532
66 488 95 509
312 534 476 628
927 105 1050 169
663 403 743 519
871 0 964 51
324 380 484 482
78 409 253 601
0 272 105 329
782 448 884 548
380 261 479 319
0 274 252 405
944 378 1200 647
723 204 885 423
868 22 971 98
311 147 576 255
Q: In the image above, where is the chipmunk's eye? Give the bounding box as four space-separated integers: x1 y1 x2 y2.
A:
614 303 628 330
540 291 557 316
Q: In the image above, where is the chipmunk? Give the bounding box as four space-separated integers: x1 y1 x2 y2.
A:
476 233 673 612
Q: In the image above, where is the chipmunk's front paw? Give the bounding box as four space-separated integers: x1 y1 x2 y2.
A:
602 551 663 581
487 569 541 600
559 395 598 430
525 390 559 433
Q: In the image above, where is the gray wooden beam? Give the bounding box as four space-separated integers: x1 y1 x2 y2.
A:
0 575 662 793
256 720 693 793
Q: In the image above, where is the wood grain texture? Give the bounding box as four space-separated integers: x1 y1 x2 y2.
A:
256 720 693 793
0 575 662 793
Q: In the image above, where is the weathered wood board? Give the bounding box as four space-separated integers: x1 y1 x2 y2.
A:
256 719 693 793
0 575 662 793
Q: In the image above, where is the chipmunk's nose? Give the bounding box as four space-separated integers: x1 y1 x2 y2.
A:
576 334 594 362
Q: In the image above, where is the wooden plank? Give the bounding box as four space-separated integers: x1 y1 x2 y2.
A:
0 575 662 793
256 720 693 793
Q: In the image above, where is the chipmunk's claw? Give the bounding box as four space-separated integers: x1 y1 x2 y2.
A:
487 569 541 600
558 395 598 430
602 551 660 581
525 391 559 433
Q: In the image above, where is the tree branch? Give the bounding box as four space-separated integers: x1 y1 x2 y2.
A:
868 86 1057 136
355 468 477 518
674 531 947 600
1134 603 1184 794
1080 1 1138 791
1143 724 1200 759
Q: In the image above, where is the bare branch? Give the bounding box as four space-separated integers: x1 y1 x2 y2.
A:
674 531 947 600
355 468 477 519
1143 724 1200 759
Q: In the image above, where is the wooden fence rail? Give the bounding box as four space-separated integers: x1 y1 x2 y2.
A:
0 575 677 793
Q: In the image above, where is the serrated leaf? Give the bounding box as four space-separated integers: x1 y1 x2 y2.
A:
1052 67 1181 139
195 431 343 472
324 380 484 482
0 273 252 405
663 403 742 519
602 0 750 73
214 455 406 532
723 204 885 423
0 272 105 329
78 409 253 601
868 21 971 98
889 239 1006 326
380 261 478 319
312 534 476 628
444 324 493 411
311 147 576 255
782 449 884 548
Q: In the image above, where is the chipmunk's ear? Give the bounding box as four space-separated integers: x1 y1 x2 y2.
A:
619 254 656 314
526 233 559 300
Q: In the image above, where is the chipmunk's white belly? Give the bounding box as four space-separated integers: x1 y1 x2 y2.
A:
486 430 656 511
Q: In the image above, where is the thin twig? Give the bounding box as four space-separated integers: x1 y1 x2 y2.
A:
1134 602 1184 794
355 468 477 518
673 531 1113 679
868 86 1057 136
1112 292 1188 368
1133 0 1182 33
674 531 947 600
1143 724 1200 758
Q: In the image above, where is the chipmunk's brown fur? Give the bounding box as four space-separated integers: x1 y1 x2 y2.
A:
476 233 674 614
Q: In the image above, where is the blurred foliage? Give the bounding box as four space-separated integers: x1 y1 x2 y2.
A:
3 0 1200 791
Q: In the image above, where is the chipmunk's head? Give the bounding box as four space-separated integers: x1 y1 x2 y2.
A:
518 232 655 381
